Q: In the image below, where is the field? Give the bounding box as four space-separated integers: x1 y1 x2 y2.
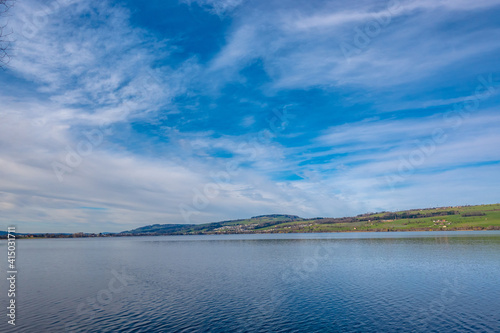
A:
259 204 500 233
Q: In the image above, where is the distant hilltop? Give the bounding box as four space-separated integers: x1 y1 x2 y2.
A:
251 214 301 220
2 204 500 239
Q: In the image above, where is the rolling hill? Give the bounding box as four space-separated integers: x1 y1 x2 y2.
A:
120 204 500 235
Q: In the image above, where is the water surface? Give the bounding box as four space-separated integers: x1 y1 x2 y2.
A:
1 231 500 332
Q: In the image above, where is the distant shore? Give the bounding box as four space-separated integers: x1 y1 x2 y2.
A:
3 203 499 239
3 224 500 239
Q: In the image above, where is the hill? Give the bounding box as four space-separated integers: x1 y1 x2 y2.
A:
120 214 303 235
120 204 500 235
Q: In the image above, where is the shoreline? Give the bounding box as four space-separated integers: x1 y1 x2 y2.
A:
3 227 500 240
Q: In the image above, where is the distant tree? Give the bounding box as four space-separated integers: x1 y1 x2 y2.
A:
0 0 13 68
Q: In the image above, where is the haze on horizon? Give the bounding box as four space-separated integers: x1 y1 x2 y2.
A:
1 0 500 233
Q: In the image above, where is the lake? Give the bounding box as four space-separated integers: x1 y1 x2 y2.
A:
2 231 500 332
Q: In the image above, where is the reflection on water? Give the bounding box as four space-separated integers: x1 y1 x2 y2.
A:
1 231 499 332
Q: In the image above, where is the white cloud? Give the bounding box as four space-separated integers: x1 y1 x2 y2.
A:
206 0 500 91
282 111 500 209
183 0 244 15
1 94 499 232
8 0 196 127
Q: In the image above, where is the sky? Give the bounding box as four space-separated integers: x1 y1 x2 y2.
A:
0 0 499 233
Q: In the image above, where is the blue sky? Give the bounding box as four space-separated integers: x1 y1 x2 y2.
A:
1 0 500 232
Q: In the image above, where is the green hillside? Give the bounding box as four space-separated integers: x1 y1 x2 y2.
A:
120 214 302 235
120 204 500 235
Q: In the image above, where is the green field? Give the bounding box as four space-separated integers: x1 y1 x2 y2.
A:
259 204 500 233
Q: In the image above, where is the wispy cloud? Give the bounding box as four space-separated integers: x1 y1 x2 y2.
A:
183 0 244 15
208 0 500 92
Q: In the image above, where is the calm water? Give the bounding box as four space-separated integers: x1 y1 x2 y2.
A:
1 231 500 332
